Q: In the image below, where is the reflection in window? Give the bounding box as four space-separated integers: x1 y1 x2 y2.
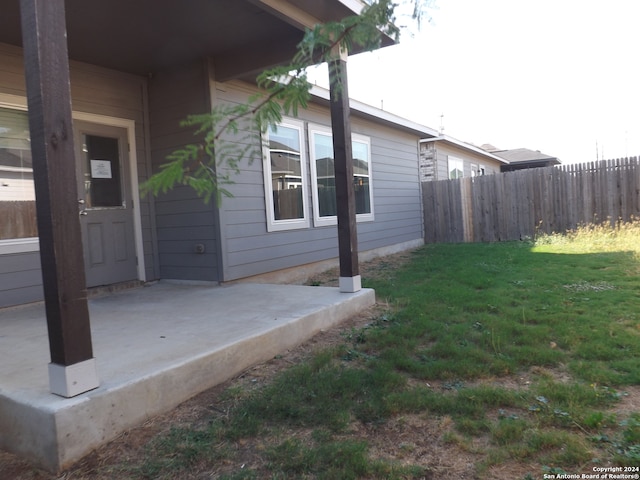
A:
0 107 37 240
448 156 464 179
263 120 309 231
268 124 303 220
310 125 373 226
82 134 123 208
312 131 336 217
352 140 371 215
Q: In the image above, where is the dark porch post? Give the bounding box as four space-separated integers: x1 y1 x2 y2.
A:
20 0 99 397
329 48 361 293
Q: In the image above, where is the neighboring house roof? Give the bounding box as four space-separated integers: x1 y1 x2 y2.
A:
420 135 510 164
492 148 561 166
480 143 499 152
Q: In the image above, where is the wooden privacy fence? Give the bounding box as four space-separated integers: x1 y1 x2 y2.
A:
0 201 38 240
423 157 640 243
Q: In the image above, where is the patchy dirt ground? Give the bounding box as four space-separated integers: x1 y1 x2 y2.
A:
1 250 638 479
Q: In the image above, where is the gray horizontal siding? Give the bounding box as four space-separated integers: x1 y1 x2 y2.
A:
154 208 216 229
228 227 336 254
215 80 424 281
154 225 217 241
223 209 267 226
375 183 423 195
374 209 422 222
149 61 219 282
0 251 43 307
158 252 218 270
226 245 339 280
0 44 26 96
0 285 42 307
153 197 215 216
351 122 423 253
227 236 337 266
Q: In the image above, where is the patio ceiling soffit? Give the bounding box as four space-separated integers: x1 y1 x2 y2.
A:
214 0 324 81
0 0 309 80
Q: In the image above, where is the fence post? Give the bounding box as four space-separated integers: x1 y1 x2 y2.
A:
460 177 473 242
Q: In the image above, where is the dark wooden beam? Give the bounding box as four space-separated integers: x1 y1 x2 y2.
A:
20 0 96 378
329 52 361 292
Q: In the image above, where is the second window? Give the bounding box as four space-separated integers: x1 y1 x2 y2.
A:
309 124 373 227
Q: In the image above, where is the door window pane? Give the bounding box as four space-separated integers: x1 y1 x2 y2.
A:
0 107 37 240
82 134 123 208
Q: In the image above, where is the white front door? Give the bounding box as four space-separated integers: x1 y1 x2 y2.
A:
75 121 137 287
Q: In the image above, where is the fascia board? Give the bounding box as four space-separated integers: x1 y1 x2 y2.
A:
250 0 366 30
336 0 366 14
421 136 511 164
309 84 438 138
249 0 322 30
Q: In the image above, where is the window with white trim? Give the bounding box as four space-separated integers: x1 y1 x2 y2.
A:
262 119 310 231
309 124 373 226
470 163 487 177
0 106 37 240
448 156 464 179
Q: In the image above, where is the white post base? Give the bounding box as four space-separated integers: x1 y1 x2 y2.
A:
49 358 99 398
339 275 362 293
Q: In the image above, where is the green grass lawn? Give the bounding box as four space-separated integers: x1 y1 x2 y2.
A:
76 222 640 479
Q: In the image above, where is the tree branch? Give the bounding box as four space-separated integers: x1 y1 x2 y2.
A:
141 0 420 203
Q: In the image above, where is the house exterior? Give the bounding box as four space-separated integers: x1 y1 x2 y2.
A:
419 135 508 181
491 147 562 171
0 0 438 309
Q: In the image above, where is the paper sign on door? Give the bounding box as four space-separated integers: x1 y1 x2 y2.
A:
90 159 112 179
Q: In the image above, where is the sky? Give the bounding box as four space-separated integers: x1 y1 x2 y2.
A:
308 0 640 164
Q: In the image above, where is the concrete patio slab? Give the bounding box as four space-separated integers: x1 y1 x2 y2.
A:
0 282 375 472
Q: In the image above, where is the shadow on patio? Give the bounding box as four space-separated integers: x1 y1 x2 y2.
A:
0 282 374 472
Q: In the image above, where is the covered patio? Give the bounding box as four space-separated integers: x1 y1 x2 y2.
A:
0 0 387 471
0 282 375 471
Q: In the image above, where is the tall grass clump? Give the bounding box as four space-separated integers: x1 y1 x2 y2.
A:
533 218 640 257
